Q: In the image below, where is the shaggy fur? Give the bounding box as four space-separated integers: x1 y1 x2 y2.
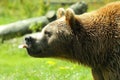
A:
70 2 120 80
25 2 120 80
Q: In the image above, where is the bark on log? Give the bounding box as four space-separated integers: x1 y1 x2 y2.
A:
0 16 49 42
70 1 88 15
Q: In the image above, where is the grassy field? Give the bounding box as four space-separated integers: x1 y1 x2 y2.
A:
0 38 93 80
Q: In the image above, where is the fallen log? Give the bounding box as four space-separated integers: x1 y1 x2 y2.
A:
0 16 49 42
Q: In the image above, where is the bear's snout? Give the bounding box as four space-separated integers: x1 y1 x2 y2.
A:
25 36 33 43
25 36 35 48
24 36 43 57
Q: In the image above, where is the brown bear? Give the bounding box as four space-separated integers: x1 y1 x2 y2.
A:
21 2 120 80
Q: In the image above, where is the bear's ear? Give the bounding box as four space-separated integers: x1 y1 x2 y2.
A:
65 8 80 32
56 8 65 19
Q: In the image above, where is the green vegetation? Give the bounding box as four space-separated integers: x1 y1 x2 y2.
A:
29 22 44 32
0 0 48 24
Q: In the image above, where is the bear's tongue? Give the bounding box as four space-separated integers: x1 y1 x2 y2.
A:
18 44 28 48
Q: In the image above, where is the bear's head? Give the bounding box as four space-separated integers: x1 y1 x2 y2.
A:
24 8 83 59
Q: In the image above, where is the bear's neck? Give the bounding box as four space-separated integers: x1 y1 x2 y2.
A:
71 30 116 68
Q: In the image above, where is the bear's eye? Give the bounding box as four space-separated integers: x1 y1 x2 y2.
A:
44 31 52 37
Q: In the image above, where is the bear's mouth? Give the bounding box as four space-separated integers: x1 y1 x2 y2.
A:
25 40 43 57
18 43 42 57
26 47 42 57
23 36 42 57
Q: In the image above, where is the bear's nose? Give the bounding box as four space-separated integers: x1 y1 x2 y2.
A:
25 36 33 43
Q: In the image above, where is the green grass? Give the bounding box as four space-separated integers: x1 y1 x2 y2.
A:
0 38 93 80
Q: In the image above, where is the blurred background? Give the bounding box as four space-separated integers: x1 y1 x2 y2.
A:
0 0 118 80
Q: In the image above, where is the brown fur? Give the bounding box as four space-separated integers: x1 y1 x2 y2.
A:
59 2 120 80
25 2 120 80
65 2 120 80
